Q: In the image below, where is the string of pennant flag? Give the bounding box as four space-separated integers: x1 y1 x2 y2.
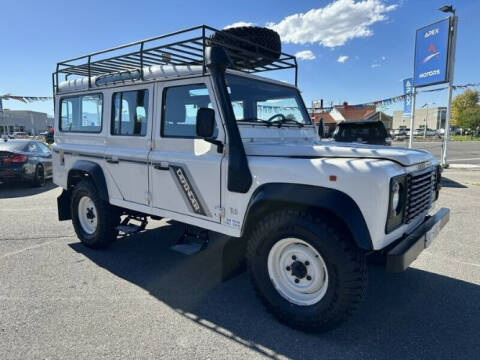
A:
1 81 480 109
348 81 480 109
311 81 480 110
0 95 52 103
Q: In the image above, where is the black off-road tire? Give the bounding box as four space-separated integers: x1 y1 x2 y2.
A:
71 180 119 249
32 165 45 187
247 210 367 332
210 26 281 68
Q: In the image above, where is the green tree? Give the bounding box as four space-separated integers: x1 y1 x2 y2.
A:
452 89 480 133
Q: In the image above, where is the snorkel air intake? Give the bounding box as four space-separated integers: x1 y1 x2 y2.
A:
205 46 252 193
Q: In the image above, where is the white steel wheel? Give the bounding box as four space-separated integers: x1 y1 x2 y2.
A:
77 196 98 235
267 238 329 306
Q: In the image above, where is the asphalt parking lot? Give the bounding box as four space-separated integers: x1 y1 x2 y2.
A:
1 164 479 359
393 140 480 165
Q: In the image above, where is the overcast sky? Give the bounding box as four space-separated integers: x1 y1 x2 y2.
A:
0 0 478 116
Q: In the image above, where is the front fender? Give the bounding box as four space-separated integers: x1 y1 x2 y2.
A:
242 183 373 250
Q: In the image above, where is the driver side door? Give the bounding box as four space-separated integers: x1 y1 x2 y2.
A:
149 78 225 223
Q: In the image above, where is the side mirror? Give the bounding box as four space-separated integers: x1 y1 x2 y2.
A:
196 107 224 154
318 118 326 138
196 108 215 138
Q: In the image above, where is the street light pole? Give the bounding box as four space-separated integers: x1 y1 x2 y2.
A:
423 103 428 139
0 98 4 136
409 87 416 148
440 5 458 168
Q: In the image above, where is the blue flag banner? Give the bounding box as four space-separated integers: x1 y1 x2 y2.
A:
403 78 413 115
414 18 451 87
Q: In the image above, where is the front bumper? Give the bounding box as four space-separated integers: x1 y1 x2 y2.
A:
385 207 450 272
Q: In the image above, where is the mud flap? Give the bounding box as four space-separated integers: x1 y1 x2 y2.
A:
57 190 71 221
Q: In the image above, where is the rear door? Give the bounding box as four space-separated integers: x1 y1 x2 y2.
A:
104 84 153 205
149 78 225 222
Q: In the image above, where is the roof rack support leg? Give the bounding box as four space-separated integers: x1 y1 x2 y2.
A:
294 58 298 87
202 26 206 76
140 42 144 80
51 73 56 112
55 64 59 95
88 56 91 88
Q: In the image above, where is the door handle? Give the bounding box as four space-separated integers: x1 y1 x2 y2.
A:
106 157 119 164
153 164 169 171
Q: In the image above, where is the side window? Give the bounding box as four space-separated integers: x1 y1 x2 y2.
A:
60 94 103 132
162 83 215 138
38 143 51 154
111 90 149 136
26 142 39 153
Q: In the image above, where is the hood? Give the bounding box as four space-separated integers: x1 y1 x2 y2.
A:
244 140 434 166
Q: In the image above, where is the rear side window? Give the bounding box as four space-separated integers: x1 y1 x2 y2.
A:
111 90 149 136
60 94 103 133
162 84 213 138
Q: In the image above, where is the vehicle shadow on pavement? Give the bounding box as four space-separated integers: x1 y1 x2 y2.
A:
70 223 480 360
0 181 56 199
441 177 468 188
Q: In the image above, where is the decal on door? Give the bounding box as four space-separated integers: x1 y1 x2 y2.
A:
169 164 209 217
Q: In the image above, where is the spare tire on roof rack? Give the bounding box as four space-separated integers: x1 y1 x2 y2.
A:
209 26 281 69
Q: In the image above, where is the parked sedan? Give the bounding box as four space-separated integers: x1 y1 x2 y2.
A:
0 139 52 186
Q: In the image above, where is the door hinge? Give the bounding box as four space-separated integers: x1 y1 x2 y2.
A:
147 139 153 150
214 206 225 219
145 191 152 205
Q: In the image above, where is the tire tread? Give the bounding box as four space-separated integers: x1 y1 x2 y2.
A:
246 209 367 332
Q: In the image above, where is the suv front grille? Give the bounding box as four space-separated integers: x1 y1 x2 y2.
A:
405 167 435 223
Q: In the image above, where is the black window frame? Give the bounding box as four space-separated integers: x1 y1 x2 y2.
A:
110 89 149 137
161 83 212 139
59 93 104 133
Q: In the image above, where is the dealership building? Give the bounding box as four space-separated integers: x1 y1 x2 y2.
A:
0 109 53 135
392 107 447 130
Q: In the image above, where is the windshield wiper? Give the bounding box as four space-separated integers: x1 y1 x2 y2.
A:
272 118 304 128
241 118 273 127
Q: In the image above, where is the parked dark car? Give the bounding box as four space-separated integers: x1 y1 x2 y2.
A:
333 120 392 146
0 139 52 186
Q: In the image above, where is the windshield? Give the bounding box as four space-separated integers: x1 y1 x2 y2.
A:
225 74 311 126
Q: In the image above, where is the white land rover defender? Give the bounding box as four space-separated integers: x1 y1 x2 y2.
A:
52 25 449 332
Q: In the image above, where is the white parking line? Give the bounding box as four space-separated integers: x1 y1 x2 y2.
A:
449 164 480 169
450 157 480 162
0 237 71 259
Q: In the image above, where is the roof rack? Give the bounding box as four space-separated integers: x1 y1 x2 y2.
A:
53 25 298 94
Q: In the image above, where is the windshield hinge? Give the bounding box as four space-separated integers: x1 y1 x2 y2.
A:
214 206 225 219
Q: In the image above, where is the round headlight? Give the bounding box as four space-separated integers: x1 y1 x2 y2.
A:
391 181 400 214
